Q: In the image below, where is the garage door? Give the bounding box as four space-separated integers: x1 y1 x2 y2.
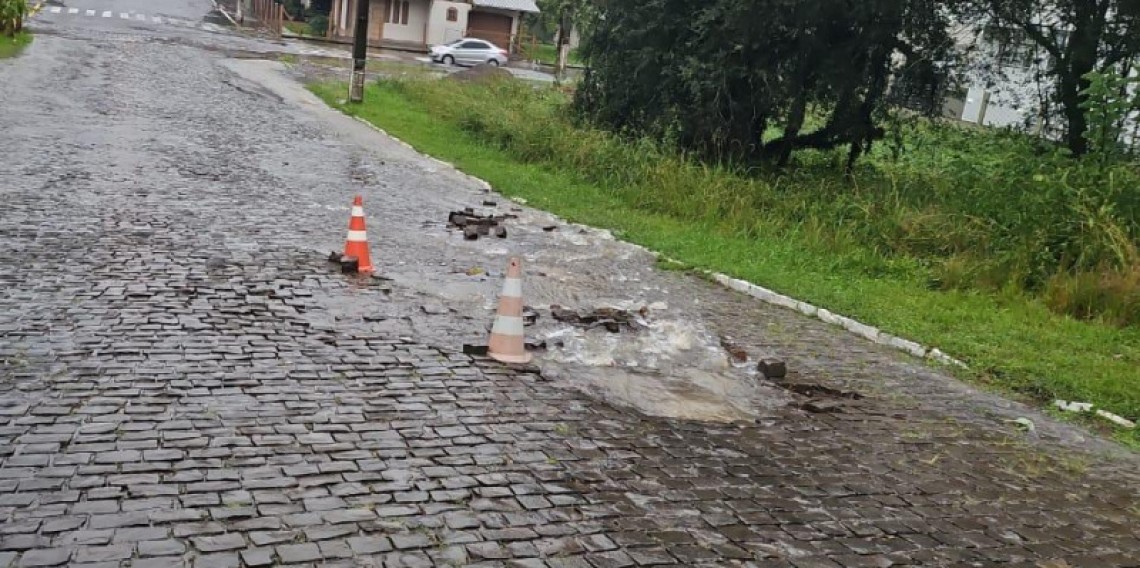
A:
466 11 512 50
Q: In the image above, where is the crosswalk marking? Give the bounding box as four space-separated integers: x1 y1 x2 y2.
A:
31 9 217 32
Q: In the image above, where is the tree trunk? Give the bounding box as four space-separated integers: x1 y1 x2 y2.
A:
1057 1 1106 157
1060 72 1090 156
776 91 808 167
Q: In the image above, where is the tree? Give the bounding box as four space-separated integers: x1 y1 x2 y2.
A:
574 0 953 169
1 0 26 36
952 0 1140 156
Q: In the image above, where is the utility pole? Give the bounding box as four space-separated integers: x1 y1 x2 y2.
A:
554 8 572 86
349 0 370 103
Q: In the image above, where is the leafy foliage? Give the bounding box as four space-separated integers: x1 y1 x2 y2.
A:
952 0 1140 156
574 0 954 168
1080 66 1140 163
0 0 26 37
307 14 329 36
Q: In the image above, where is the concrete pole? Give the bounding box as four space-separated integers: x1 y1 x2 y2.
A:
349 0 370 102
554 9 571 86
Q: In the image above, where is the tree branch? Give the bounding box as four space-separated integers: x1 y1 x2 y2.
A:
986 0 1064 61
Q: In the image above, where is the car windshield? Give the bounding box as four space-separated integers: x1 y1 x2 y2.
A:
445 39 463 46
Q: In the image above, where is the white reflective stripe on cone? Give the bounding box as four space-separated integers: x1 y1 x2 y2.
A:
346 230 368 241
351 206 365 217
490 316 525 336
501 278 522 298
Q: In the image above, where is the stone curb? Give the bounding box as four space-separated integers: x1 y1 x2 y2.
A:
345 113 970 371
704 270 968 368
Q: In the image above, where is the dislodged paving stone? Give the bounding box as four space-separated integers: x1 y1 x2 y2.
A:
1 25 1138 568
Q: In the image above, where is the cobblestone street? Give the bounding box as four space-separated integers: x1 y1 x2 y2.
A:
2 4 1139 567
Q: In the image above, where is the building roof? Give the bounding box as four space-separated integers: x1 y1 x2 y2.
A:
472 0 541 14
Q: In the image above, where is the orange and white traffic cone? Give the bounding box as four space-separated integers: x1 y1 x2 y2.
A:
343 195 374 273
488 257 531 364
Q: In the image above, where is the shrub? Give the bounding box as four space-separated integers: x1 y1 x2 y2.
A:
1 0 27 36
307 14 328 37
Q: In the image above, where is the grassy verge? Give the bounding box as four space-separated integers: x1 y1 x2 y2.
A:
0 31 31 59
308 77 1139 446
284 21 307 35
522 43 582 66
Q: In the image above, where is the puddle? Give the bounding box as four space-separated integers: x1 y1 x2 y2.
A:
535 314 790 422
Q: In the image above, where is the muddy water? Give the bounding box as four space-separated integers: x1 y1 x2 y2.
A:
324 194 794 422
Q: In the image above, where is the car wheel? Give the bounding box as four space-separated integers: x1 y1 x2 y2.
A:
487 59 500 67
442 55 454 66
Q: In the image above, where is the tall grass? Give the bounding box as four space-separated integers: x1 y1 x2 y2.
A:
384 76 1140 326
0 29 30 59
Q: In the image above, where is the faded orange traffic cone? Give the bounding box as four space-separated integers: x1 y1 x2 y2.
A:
344 195 374 273
488 257 531 364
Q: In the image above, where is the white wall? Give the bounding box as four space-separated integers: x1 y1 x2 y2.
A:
955 21 1139 146
426 1 470 46
383 0 431 43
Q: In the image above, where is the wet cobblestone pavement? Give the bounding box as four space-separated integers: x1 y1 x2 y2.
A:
2 8 1140 568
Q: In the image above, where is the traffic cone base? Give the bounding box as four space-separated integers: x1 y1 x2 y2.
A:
344 195 375 273
488 257 532 364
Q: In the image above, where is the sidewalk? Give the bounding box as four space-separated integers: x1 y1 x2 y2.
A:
0 35 1137 568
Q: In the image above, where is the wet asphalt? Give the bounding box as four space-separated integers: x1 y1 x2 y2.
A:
1 2 1139 566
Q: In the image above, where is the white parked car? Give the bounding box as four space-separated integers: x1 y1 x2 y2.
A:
430 38 509 67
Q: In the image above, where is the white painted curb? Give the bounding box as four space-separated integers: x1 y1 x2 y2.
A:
706 268 968 369
343 106 972 372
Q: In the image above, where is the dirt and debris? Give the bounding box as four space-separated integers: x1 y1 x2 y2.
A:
719 337 749 363
783 383 863 399
550 306 648 333
327 251 360 274
757 358 787 379
448 208 515 241
463 341 546 356
447 64 513 83
800 400 844 413
779 382 863 413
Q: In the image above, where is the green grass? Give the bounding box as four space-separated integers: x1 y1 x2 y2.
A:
308 78 1140 445
0 31 31 59
285 21 316 36
523 43 582 66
